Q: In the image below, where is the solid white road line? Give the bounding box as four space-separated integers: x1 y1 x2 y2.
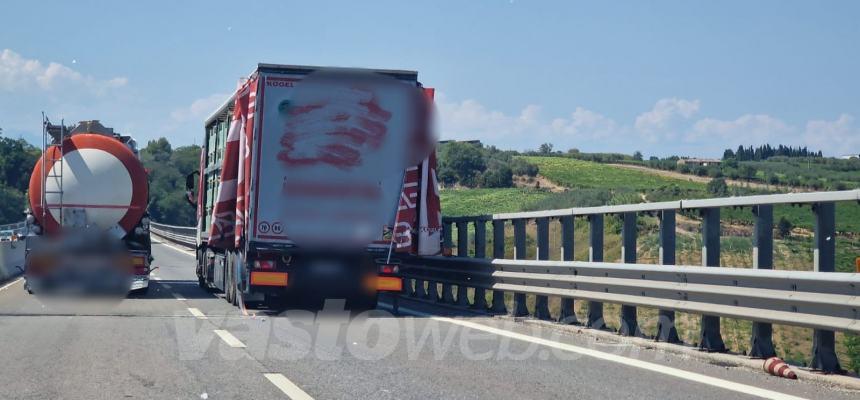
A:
187 307 207 319
0 277 23 292
389 304 808 400
214 329 246 348
264 373 314 400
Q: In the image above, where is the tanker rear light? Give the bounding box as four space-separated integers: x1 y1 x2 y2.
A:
131 255 148 276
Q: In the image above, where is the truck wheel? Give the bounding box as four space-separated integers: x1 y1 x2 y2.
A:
230 252 243 307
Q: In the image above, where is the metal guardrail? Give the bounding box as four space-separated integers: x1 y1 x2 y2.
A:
151 189 860 373
150 222 196 247
404 189 860 373
0 221 27 237
401 257 859 332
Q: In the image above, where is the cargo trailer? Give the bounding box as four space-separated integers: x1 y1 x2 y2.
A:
186 64 441 309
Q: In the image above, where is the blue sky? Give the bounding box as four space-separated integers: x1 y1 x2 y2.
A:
1 0 858 157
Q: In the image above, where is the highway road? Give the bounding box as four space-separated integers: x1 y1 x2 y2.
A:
0 239 857 399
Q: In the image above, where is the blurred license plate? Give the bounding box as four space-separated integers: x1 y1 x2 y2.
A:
311 261 342 275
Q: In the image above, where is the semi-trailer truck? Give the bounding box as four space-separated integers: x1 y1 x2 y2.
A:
186 64 441 309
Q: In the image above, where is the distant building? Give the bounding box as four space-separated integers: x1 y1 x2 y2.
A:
838 154 859 160
677 158 721 167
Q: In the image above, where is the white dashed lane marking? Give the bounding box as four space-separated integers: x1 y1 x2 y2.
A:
264 373 314 400
214 329 246 348
187 307 207 319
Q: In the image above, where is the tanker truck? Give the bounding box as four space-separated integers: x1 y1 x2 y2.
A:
24 119 152 295
184 64 441 309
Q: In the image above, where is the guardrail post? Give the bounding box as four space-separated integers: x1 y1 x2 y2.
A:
440 221 455 303
558 215 577 324
490 219 507 314
619 212 642 337
455 221 471 306
426 273 439 301
511 218 529 317
810 202 841 373
534 217 551 320
749 204 776 358
656 210 680 343
699 207 726 352
587 214 605 329
472 219 488 310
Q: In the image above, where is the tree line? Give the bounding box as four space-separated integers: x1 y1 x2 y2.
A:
723 144 822 161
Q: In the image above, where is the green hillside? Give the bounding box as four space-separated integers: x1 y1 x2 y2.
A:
519 156 703 191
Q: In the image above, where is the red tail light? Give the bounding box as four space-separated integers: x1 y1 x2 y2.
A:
254 259 275 270
379 264 399 274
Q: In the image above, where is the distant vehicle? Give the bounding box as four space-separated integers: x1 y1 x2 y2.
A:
185 64 441 309
24 119 152 295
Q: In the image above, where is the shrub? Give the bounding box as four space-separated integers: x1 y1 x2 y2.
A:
777 216 793 238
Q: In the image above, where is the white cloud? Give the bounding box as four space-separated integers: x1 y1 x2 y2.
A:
170 93 230 123
435 92 621 150
550 107 619 138
0 49 127 94
688 114 792 143
803 114 860 156
435 93 857 157
634 98 700 137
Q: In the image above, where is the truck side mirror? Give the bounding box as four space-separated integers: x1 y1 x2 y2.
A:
185 171 199 208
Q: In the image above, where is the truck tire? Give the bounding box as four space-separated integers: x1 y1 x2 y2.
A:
225 252 235 304
230 252 241 307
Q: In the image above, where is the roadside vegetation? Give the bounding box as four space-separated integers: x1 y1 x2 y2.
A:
139 138 200 227
0 129 40 224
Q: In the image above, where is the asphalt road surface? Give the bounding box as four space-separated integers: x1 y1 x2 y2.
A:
0 238 857 399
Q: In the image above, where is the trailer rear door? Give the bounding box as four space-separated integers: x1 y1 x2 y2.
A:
250 68 420 247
